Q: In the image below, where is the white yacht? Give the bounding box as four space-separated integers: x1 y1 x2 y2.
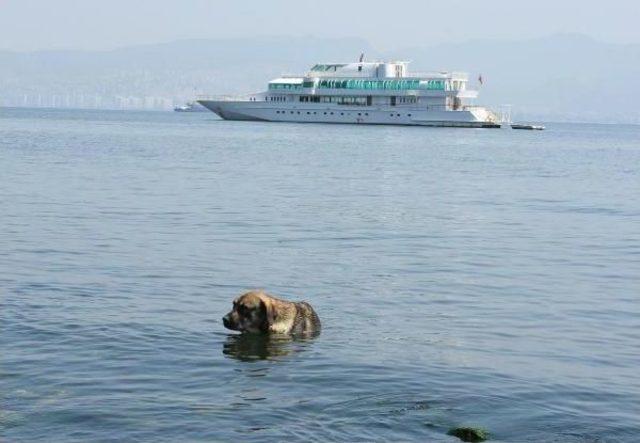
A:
198 59 500 128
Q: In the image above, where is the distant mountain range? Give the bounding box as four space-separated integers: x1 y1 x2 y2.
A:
1 34 638 123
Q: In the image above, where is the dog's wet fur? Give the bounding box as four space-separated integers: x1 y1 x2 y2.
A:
223 290 321 335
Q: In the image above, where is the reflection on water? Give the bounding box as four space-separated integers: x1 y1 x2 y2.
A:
222 332 319 362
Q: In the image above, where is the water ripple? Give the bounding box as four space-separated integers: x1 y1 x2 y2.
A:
2 110 640 442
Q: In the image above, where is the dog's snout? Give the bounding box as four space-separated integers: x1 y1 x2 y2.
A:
222 314 231 328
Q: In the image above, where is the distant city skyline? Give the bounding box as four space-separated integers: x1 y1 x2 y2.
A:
1 0 638 52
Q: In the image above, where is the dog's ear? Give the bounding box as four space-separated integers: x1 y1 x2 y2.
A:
259 296 276 332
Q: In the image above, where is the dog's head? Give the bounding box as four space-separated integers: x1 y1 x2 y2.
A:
222 291 275 333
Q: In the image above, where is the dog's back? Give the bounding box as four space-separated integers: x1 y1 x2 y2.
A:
291 301 321 335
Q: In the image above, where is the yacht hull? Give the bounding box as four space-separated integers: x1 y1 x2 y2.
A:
198 100 499 128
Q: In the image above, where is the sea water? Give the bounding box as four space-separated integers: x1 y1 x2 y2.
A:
1 108 639 442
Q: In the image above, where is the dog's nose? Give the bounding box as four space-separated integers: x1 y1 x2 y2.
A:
222 315 230 328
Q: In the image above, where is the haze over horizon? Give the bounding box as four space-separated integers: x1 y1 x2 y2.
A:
1 0 638 52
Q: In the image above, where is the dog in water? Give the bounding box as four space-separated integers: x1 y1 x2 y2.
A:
223 290 321 335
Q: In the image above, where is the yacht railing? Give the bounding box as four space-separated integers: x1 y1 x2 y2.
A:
196 93 262 102
405 71 469 80
280 71 469 80
279 74 304 79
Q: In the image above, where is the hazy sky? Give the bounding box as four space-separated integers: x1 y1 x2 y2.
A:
1 0 638 51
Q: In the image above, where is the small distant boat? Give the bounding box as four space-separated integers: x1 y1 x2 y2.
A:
511 123 545 130
174 101 207 112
